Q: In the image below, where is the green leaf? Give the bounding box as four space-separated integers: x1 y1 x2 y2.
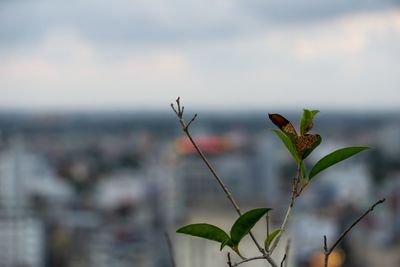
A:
264 228 282 251
272 129 300 163
302 135 322 159
300 109 319 135
230 208 272 246
309 146 369 180
177 223 230 244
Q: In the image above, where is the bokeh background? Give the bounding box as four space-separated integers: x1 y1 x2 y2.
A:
0 0 399 266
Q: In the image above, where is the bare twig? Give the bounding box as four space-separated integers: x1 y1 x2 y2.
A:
269 164 301 254
323 198 385 267
185 114 197 130
233 256 266 267
171 98 242 216
165 232 176 267
171 98 278 267
227 253 233 267
330 198 385 252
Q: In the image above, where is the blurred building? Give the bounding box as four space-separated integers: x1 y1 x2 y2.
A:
0 138 46 267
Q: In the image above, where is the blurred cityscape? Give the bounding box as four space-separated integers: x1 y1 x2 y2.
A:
0 110 399 267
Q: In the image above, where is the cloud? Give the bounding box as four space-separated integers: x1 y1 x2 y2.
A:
0 2 399 111
0 0 397 46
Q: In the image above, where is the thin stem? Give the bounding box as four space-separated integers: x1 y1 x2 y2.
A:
269 164 301 254
280 255 286 267
330 198 385 253
233 256 266 267
227 253 233 267
165 232 176 267
323 235 328 267
171 98 278 267
282 238 291 267
323 198 385 267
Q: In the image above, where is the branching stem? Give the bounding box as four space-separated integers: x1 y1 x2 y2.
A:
171 97 278 267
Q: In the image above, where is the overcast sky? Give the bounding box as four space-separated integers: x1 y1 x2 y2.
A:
0 0 399 111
